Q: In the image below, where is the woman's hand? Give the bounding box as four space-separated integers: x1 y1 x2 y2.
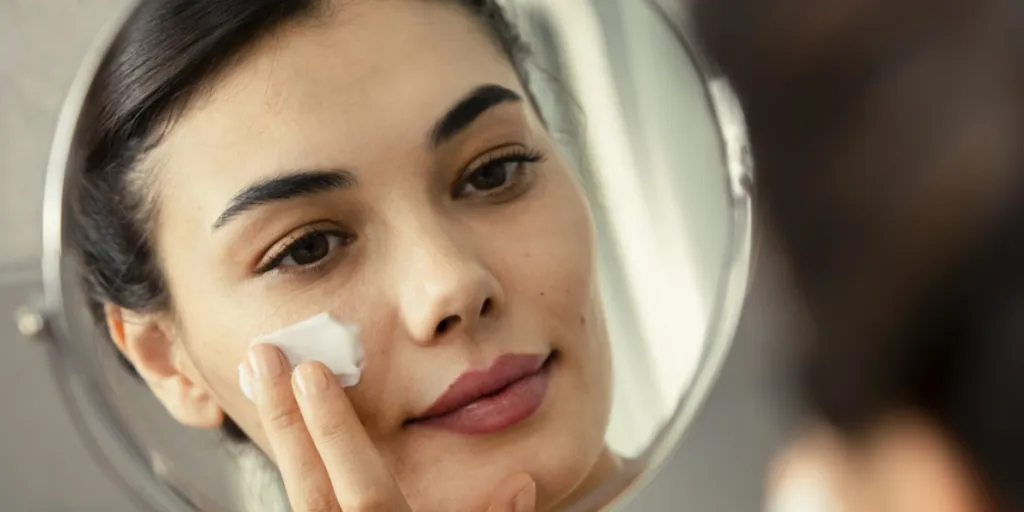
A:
243 344 538 512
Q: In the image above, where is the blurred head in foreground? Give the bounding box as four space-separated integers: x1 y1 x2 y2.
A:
695 0 1024 509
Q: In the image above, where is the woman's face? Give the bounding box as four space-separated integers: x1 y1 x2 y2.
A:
133 1 613 509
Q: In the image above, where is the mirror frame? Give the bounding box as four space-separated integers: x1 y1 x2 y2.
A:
35 1 755 510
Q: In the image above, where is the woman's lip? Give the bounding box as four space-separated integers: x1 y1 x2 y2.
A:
408 353 552 435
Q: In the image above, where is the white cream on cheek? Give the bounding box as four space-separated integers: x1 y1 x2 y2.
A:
238 312 364 401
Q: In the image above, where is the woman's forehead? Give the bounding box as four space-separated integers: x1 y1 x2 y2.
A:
167 0 518 146
149 0 525 222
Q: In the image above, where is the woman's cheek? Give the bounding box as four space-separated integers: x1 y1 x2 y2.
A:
531 184 596 314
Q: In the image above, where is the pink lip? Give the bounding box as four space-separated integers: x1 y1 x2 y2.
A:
410 353 552 435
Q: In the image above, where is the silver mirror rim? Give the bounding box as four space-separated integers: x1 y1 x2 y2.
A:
567 2 755 508
39 1 755 510
41 3 203 511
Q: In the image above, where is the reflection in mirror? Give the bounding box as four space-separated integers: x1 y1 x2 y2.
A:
43 0 751 510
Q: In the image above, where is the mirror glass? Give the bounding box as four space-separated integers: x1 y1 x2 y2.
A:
41 0 752 510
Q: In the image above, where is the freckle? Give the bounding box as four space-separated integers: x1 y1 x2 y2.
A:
580 316 586 325
540 292 545 297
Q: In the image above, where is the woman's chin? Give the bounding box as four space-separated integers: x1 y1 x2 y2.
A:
399 436 605 512
449 446 613 511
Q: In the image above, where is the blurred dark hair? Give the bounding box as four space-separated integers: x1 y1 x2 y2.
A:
70 0 532 441
695 0 1024 507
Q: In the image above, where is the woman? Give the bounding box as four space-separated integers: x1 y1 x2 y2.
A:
72 0 621 510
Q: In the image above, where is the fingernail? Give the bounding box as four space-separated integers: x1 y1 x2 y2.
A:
514 481 536 512
238 361 255 402
249 344 286 380
294 363 330 396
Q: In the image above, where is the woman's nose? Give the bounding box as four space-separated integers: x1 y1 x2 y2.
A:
394 230 504 345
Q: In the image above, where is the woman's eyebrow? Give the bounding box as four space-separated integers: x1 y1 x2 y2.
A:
212 170 355 230
430 84 522 147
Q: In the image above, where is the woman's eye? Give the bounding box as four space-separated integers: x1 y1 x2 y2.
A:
468 161 519 192
259 230 350 273
456 148 544 198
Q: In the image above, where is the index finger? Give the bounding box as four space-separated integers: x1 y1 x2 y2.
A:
293 361 412 512
247 344 339 512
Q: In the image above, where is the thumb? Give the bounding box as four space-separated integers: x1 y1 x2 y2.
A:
487 473 536 512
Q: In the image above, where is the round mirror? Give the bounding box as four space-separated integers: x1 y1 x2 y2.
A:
39 0 752 510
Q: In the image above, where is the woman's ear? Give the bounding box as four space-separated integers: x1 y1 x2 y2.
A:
104 303 224 430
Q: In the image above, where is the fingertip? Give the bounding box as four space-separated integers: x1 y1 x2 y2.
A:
488 473 536 512
293 360 334 398
249 342 288 380
513 479 536 512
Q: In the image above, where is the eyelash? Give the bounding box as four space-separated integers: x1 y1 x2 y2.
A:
453 146 545 199
255 227 352 275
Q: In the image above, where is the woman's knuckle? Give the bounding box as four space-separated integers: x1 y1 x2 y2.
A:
295 458 323 480
266 405 305 432
310 416 348 442
300 491 340 512
347 490 395 512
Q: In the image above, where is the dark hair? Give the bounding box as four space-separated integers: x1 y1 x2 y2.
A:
695 0 1024 507
71 0 532 440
